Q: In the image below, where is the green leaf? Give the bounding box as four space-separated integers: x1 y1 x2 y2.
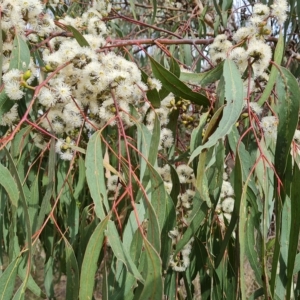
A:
102 262 109 300
0 164 19 207
106 221 144 283
1 35 30 119
73 156 86 200
85 131 109 220
236 150 247 299
149 56 210 107
17 257 45 298
139 238 163 299
146 88 161 108
79 216 110 300
36 138 55 230
107 262 136 300
66 25 90 47
286 165 300 299
180 62 224 86
129 0 137 20
160 194 176 270
11 126 31 159
9 35 30 71
3 148 32 294
164 271 176 300
65 240 79 300
245 208 263 286
189 59 243 163
275 67 300 179
44 257 55 298
150 0 157 24
169 56 181 78
0 256 21 300
257 33 283 106
275 195 291 298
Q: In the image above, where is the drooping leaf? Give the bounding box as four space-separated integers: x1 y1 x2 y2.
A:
0 35 31 119
160 194 176 270
0 256 21 300
286 165 300 298
79 216 110 299
73 156 86 200
17 257 45 298
150 0 157 24
36 138 55 230
0 164 19 207
189 59 243 163
236 150 248 299
106 221 144 283
275 67 300 179
3 147 32 294
85 131 109 220
65 240 79 300
139 238 163 299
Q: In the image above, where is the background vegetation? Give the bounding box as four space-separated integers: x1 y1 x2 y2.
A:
0 0 300 299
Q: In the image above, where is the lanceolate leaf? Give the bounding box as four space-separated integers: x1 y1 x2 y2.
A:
9 35 30 71
79 216 110 299
149 56 210 107
189 59 243 163
0 164 19 207
65 239 79 300
85 131 109 220
1 35 31 119
286 165 300 299
0 256 21 300
139 238 163 299
150 0 157 24
275 67 300 179
106 221 144 283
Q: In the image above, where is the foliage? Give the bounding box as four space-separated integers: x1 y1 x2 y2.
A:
0 0 300 299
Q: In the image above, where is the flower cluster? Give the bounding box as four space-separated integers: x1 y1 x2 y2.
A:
209 0 288 79
169 188 195 271
260 116 278 140
216 170 235 231
170 190 194 269
164 163 196 272
169 236 194 272
55 137 75 161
